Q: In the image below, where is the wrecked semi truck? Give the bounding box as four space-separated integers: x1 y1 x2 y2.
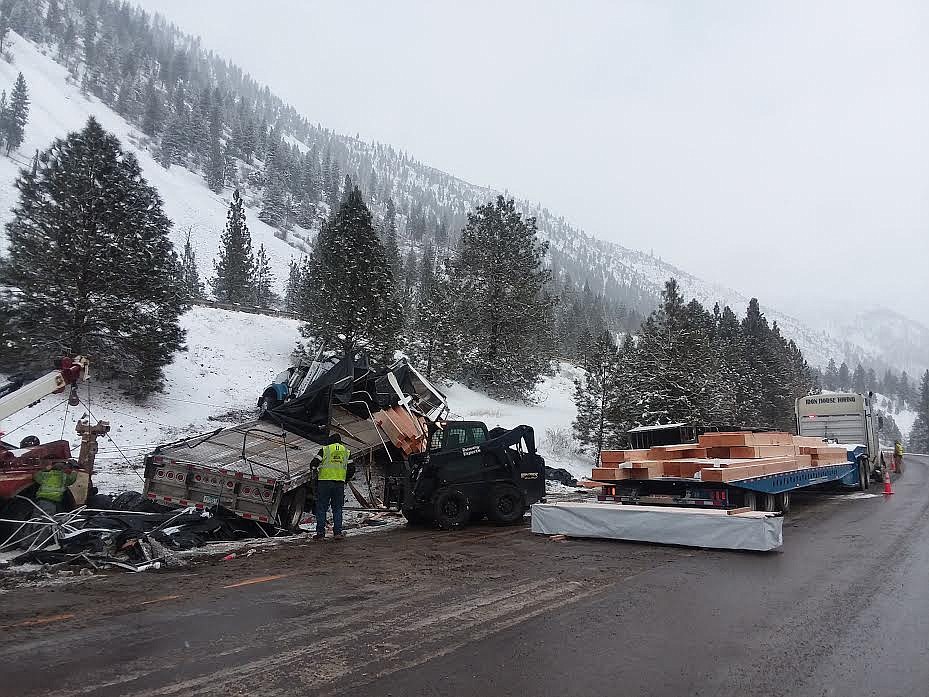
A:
143 356 546 530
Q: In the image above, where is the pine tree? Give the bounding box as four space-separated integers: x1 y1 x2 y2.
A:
0 90 7 152
0 117 187 393
4 72 28 154
0 12 10 55
448 196 556 399
206 131 225 193
838 362 851 391
573 332 624 459
382 197 400 279
141 78 161 137
298 186 397 358
259 176 289 229
45 0 62 38
283 258 302 313
180 229 203 300
853 363 867 393
210 189 255 304
253 243 274 307
908 370 929 451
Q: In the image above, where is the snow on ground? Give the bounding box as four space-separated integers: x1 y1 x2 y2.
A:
0 34 299 292
443 362 590 480
1 305 588 493
0 307 303 493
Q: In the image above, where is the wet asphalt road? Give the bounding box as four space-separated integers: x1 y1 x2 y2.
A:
0 456 926 697
345 456 929 697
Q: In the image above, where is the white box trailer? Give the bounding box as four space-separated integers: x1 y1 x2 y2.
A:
795 392 884 480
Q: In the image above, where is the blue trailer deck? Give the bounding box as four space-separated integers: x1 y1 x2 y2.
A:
596 447 866 513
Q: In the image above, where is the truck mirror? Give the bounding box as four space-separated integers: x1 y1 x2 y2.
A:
878 415 884 430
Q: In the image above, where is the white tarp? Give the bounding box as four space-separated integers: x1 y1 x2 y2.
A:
531 502 783 551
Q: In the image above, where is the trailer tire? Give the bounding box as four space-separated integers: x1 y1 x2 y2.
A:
743 491 758 511
759 493 777 512
278 486 307 532
487 485 525 525
776 491 791 514
858 458 870 491
433 489 470 529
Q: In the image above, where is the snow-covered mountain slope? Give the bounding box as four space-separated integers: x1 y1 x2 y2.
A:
0 306 586 493
0 36 295 293
0 31 917 373
827 308 929 377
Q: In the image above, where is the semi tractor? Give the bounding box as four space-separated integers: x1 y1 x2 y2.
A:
795 392 886 485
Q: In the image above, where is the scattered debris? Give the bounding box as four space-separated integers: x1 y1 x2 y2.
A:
0 500 287 574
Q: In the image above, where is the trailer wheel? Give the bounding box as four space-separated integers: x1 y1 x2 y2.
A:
487 485 525 525
278 486 307 532
858 458 870 491
776 491 791 514
433 489 470 529
759 493 777 512
743 491 758 511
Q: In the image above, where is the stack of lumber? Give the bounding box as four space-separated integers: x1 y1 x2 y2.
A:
591 432 849 483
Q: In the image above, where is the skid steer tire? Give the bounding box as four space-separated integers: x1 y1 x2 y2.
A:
487 485 525 525
433 489 470 529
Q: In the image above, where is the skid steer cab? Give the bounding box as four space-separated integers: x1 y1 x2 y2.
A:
388 421 546 529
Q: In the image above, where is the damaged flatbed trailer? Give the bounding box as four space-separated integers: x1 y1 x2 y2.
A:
143 357 440 530
143 408 387 530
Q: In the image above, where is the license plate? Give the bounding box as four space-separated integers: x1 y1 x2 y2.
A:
203 495 219 506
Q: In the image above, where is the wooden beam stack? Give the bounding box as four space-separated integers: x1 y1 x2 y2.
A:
591 432 850 483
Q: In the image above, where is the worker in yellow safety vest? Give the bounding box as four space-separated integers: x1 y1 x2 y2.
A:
893 441 904 473
313 434 352 540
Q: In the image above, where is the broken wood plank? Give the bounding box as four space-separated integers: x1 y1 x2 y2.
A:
727 507 752 515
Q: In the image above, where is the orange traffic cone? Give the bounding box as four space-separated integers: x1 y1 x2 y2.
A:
883 470 894 496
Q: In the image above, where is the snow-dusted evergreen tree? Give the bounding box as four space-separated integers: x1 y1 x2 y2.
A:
253 243 274 307
259 176 289 229
382 197 400 278
298 186 398 359
837 361 851 391
573 332 625 459
210 189 255 304
0 117 187 393
908 371 929 451
448 196 556 399
626 279 699 424
3 72 28 154
206 131 225 193
406 252 459 380
283 258 302 313
180 229 203 300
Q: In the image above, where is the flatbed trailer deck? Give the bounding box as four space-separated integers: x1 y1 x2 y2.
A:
595 458 860 512
143 406 392 527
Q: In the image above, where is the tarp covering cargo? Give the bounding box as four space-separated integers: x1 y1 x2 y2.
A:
530 502 783 551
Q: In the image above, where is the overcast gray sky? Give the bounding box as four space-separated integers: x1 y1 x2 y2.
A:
135 0 929 325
